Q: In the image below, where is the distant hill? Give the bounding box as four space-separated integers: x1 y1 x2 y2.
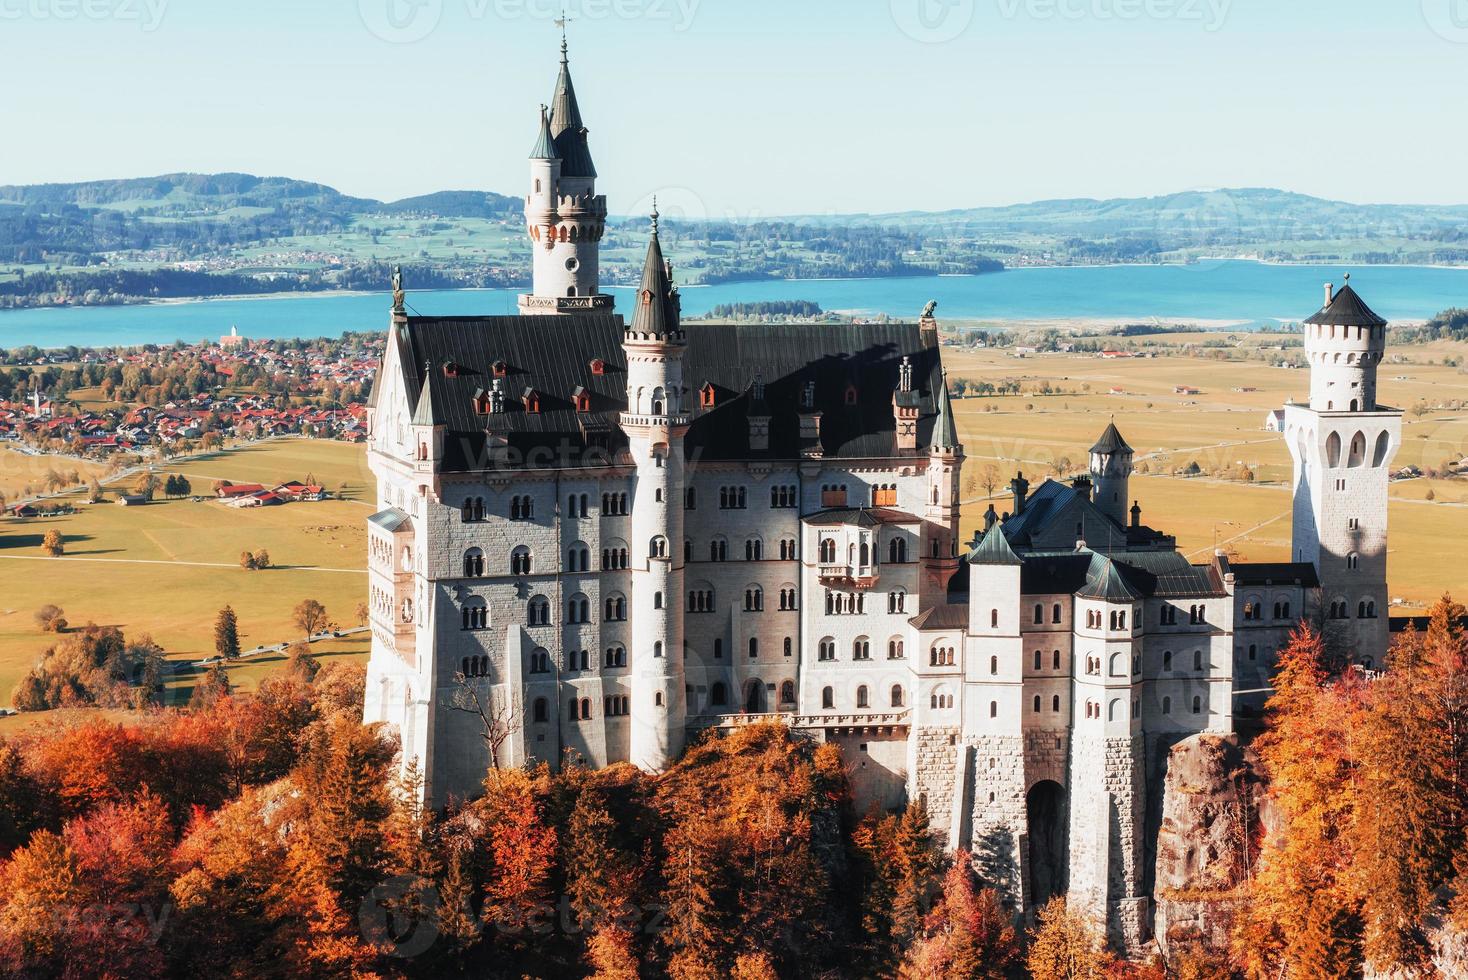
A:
2 175 1465 309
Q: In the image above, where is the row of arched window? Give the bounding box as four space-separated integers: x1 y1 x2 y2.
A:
460 655 488 678
825 591 866 615
818 684 905 710
1329 599 1377 619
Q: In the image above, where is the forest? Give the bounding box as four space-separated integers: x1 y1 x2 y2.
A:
0 599 1465 978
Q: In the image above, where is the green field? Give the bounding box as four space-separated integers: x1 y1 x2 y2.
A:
0 439 375 715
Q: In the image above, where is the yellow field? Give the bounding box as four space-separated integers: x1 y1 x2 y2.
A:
0 439 375 710
946 341 1468 612
0 448 114 502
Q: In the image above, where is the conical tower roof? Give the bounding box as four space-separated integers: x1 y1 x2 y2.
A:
411 365 440 426
1090 421 1132 455
1305 279 1387 327
529 104 557 160
969 525 1022 566
629 211 681 338
931 374 959 452
548 38 596 178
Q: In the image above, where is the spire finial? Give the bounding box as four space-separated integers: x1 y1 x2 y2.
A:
1344 271 1351 283
555 8 570 61
651 196 660 235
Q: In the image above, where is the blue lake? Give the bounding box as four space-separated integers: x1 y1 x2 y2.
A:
2 260 1466 348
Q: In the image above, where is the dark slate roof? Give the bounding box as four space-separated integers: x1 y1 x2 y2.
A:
391 316 946 471
368 508 411 532
910 603 969 630
1015 548 1223 599
1000 479 1079 543
1304 282 1387 327
805 506 921 527
629 224 681 338
1392 614 1468 634
1090 421 1132 455
968 525 1022 565
549 47 596 179
1077 556 1141 601
1228 561 1320 588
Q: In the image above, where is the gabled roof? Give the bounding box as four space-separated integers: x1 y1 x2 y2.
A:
1304 282 1387 327
392 316 947 471
1090 421 1132 455
968 525 1022 565
909 603 970 631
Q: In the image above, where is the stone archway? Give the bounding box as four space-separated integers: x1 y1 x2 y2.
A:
1027 780 1068 907
745 679 765 714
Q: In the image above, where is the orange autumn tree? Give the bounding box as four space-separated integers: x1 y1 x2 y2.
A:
479 766 558 939
899 853 1019 979
1350 595 1468 970
1234 623 1365 978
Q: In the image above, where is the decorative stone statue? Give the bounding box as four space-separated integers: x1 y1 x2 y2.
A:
392 266 405 313
921 299 938 319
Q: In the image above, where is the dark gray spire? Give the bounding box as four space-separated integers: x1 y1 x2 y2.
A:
412 363 440 426
629 210 681 339
548 37 596 178
931 373 958 452
969 524 1022 566
1090 421 1132 455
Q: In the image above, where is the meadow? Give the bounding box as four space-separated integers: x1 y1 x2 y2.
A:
0 439 375 719
945 337 1468 610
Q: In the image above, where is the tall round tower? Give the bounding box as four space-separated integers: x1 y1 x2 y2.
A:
1284 276 1399 662
518 35 612 315
620 212 689 771
1304 275 1387 412
1089 421 1134 530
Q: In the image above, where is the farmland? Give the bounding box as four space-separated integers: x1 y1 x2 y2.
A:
0 439 374 718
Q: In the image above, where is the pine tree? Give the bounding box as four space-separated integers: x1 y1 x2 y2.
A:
899 855 1019 979
214 605 240 660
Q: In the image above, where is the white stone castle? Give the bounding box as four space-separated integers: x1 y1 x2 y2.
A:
363 40 1399 946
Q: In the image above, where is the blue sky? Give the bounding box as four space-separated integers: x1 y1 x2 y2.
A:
1 0 1463 215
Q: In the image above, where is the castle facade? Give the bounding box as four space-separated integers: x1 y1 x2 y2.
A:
362 42 1398 947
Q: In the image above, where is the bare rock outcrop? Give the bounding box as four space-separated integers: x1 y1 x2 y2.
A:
1153 733 1270 957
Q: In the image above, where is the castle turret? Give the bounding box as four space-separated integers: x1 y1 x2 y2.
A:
620 210 688 771
1089 422 1133 529
923 374 963 599
518 34 611 315
1284 276 1399 661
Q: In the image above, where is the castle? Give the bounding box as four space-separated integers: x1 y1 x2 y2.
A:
362 39 1399 947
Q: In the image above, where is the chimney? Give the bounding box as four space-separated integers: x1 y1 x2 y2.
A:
1071 475 1093 500
1324 282 1334 306
984 503 998 531
1130 500 1141 529
1010 471 1029 515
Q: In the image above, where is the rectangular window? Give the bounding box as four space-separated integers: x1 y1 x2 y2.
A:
872 486 897 507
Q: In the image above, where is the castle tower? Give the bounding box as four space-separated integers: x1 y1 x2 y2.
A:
923 375 964 600
518 34 612 315
1284 277 1399 660
1089 422 1133 530
620 211 689 771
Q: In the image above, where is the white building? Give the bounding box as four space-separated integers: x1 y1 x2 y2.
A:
363 41 1396 950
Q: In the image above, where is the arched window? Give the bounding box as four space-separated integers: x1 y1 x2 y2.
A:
1192 695 1202 715
781 681 796 704
510 546 532 576
822 686 834 709
888 638 904 660
991 609 999 628
533 697 548 723
819 538 836 563
1108 698 1121 722
990 655 998 675
1033 695 1041 713
710 682 728 707
527 595 550 626
530 648 550 673
649 535 668 559
748 637 759 659
1033 650 1042 670
1194 650 1203 671
462 547 485 578
1052 603 1062 624
1033 603 1044 624
853 637 871 660
857 685 869 709
891 685 904 708
1052 694 1061 712
1163 650 1173 671
461 597 488 631
604 594 626 621
989 701 998 719
653 641 663 658
889 538 907 563
1163 696 1171 715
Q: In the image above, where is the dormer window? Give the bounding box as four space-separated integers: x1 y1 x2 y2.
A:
472 388 491 415
493 360 508 378
442 362 460 378
590 358 605 376
699 382 716 408
522 388 541 414
572 386 591 413
844 384 858 406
